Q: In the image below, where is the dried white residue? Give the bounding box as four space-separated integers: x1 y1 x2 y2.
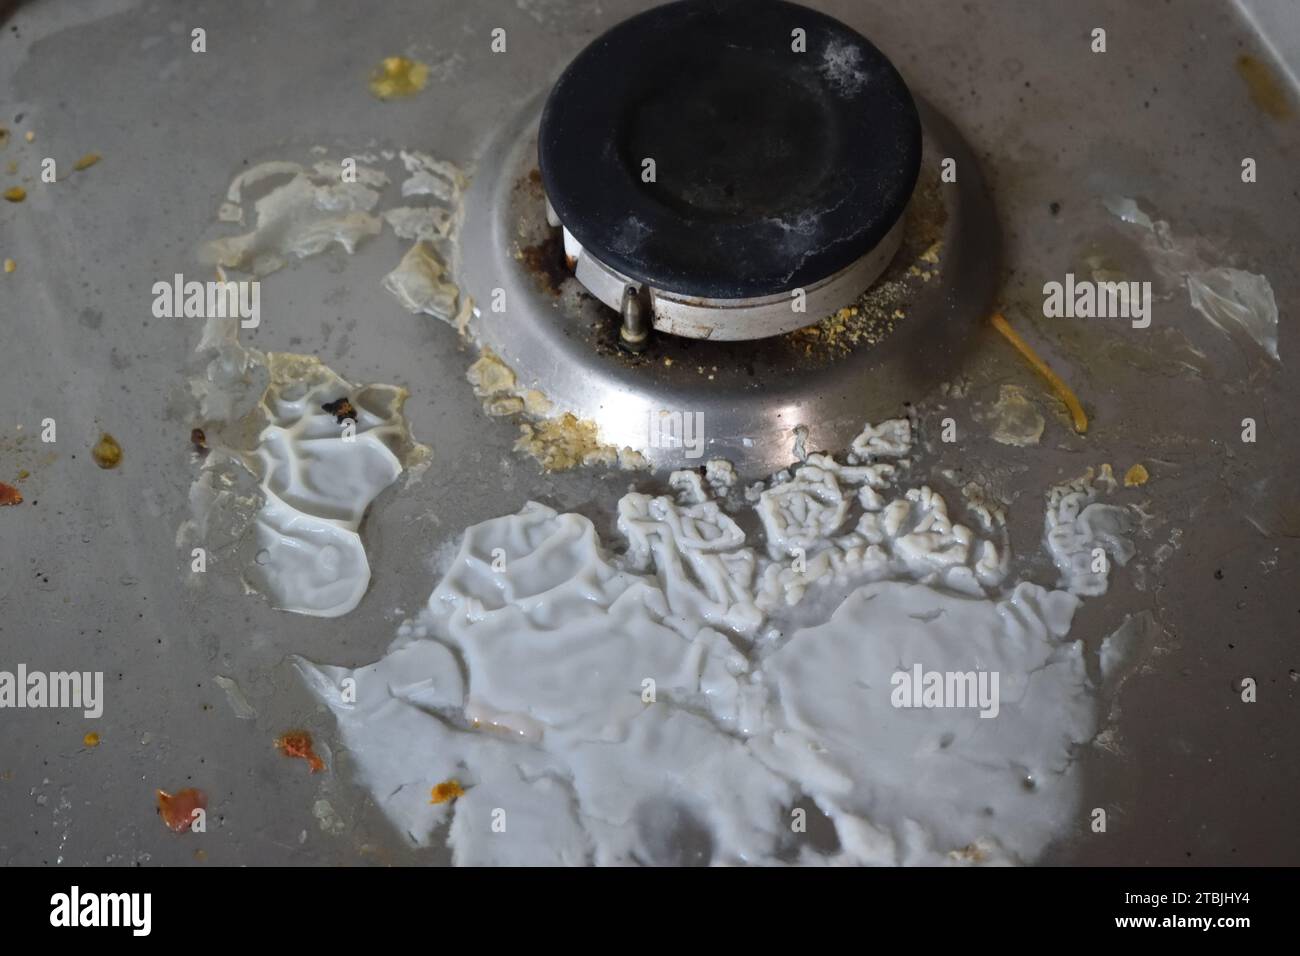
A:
296 418 1138 865
980 384 1045 447
212 675 257 719
1044 465 1135 596
247 356 427 617
383 241 468 330
819 38 869 96
1093 610 1164 755
204 151 471 329
382 151 472 328
1104 197 1280 362
181 313 429 618
668 459 737 505
182 148 473 616
1099 610 1160 694
203 161 386 276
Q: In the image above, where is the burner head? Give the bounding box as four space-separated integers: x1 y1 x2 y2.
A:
539 0 922 339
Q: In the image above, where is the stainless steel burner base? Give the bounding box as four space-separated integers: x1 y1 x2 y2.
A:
553 215 908 341
458 94 1000 475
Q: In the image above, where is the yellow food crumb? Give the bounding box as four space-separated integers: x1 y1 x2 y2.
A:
73 152 101 171
1124 463 1149 487
3 258 14 274
430 779 465 804
92 433 123 469
368 56 429 100
83 732 100 748
3 186 26 203
24 131 34 144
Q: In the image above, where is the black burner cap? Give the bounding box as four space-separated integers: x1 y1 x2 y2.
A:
539 0 921 300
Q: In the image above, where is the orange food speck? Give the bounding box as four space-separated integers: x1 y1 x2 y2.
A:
0 482 21 506
430 779 465 805
157 787 207 832
276 730 325 773
83 732 100 747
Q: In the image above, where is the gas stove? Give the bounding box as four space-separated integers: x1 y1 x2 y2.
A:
459 0 999 471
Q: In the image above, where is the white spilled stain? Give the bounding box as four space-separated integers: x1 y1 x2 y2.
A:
181 149 474 617
181 312 428 618
248 358 423 617
295 420 1137 865
1044 465 1134 596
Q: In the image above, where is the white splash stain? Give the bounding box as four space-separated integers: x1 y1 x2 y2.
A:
296 420 1136 864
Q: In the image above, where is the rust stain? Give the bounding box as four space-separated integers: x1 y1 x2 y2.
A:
518 232 570 296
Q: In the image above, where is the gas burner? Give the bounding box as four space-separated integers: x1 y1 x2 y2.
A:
458 0 1000 474
538 0 922 346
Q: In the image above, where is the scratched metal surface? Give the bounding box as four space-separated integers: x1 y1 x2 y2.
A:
0 0 1296 866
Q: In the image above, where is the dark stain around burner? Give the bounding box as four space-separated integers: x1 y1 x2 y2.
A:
519 230 570 297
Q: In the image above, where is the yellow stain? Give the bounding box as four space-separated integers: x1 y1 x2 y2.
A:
3 258 14 274
1124 463 1150 487
3 186 26 203
73 152 102 172
83 732 101 748
1236 54 1293 121
368 56 429 100
430 779 466 804
92 433 123 470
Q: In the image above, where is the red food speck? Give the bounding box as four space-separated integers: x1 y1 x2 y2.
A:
0 482 22 506
276 730 326 773
157 788 207 833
